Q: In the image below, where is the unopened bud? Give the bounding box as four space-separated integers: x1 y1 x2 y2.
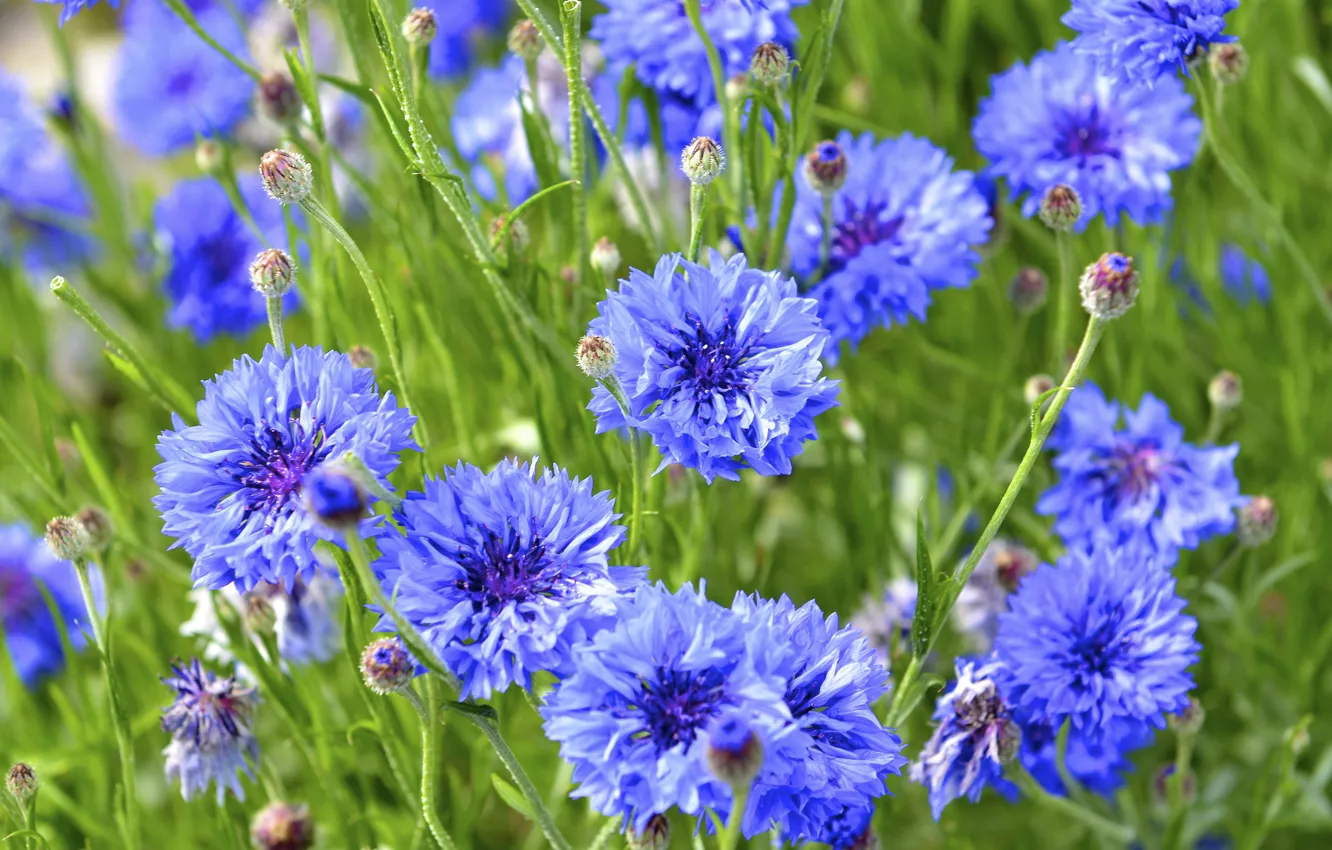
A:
1207 370 1242 412
626 814 670 850
243 592 277 633
1008 267 1048 314
360 637 413 694
1237 496 1277 547
1168 696 1205 735
251 801 314 850
576 335 617 380
1078 252 1139 320
1209 43 1248 85
5 764 37 802
681 136 725 186
348 345 377 370
992 544 1037 592
590 237 621 277
195 138 226 175
750 41 790 85
704 715 764 788
260 149 313 205
507 19 542 61
803 140 847 196
1039 184 1082 232
75 506 114 553
1024 374 1056 406
250 248 296 297
402 7 437 46
724 73 748 102
45 516 89 562
257 71 302 125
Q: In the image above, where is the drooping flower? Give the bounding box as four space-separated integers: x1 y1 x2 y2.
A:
733 594 907 842
973 43 1200 231
994 545 1200 754
372 458 646 700
114 1 256 156
1037 383 1245 555
155 177 298 342
787 131 992 361
587 251 840 483
952 539 1036 654
1063 0 1239 87
1219 244 1272 306
849 576 917 668
180 572 343 669
541 582 789 832
0 524 91 687
154 345 417 591
160 658 260 803
909 656 1020 818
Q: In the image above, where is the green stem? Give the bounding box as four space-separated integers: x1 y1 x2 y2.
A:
1202 404 1225 445
463 710 573 850
586 818 621 850
1161 730 1197 850
1012 767 1135 843
1052 230 1073 371
561 2 590 284
717 787 748 850
818 193 833 278
266 296 286 351
162 0 261 80
601 376 645 557
683 0 739 206
688 184 711 262
293 7 325 139
420 677 459 850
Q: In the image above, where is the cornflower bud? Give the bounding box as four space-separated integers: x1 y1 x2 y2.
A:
1008 267 1048 314
257 71 302 125
681 136 725 186
260 149 313 205
402 7 437 46
626 815 671 850
1078 252 1139 320
303 465 366 529
195 138 225 175
243 593 277 633
45 516 89 562
590 237 620 277
575 335 617 380
348 345 377 370
704 716 764 788
1039 184 1082 232
1024 374 1056 406
803 140 848 196
1209 43 1248 85
1168 696 1205 735
507 19 542 61
75 506 114 553
250 248 296 298
1153 763 1196 804
6 763 37 803
251 801 314 850
360 637 413 694
1237 496 1277 547
1207 370 1242 412
750 41 790 85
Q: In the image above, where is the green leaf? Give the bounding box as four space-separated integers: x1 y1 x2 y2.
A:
490 774 535 820
282 48 318 121
911 507 935 660
444 700 499 723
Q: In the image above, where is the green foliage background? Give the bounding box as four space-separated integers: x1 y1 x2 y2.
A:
1 0 1331 847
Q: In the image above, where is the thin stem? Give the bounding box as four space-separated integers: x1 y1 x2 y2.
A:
817 193 833 277
293 7 325 140
717 787 748 850
688 183 711 263
1161 728 1197 850
1012 767 1135 843
586 818 622 850
265 296 286 351
1052 230 1073 371
561 2 589 284
682 0 738 206
601 376 645 557
420 677 459 850
1202 404 1225 444
464 710 573 850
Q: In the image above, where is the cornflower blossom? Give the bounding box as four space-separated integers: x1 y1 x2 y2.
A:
850 576 917 668
1219 244 1272 306
973 43 1200 231
586 252 840 483
180 572 343 669
1064 0 1239 86
0 524 91 687
1037 383 1245 556
154 345 417 591
910 656 1020 818
154 177 298 342
787 131 992 361
372 458 645 699
160 658 260 803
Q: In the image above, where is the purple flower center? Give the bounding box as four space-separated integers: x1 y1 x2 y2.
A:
1055 104 1118 160
162 662 253 746
639 666 728 752
671 315 753 400
1109 442 1170 501
454 527 561 609
829 199 903 271
228 416 330 528
1067 610 1131 679
0 566 38 623
200 223 250 282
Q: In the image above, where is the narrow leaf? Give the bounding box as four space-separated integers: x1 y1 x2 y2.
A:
911 508 935 660
490 774 535 820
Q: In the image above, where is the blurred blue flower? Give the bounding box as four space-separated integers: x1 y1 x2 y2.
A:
154 345 417 592
155 177 297 342
973 43 1200 231
1018 714 1150 797
787 131 991 362
1169 256 1214 319
271 572 341 665
418 0 510 79
541 582 788 832
587 252 840 483
33 0 118 26
372 458 646 700
1037 383 1245 556
1219 244 1271 306
909 656 1020 818
0 524 90 687
160 658 259 803
733 593 906 843
994 545 1200 754
850 576 917 669
1064 0 1238 86
114 0 256 156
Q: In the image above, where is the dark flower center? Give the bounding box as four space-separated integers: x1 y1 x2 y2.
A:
1067 609 1132 679
454 526 561 611
227 413 329 528
1055 103 1118 160
671 314 754 400
166 70 198 98
0 566 38 623
200 223 251 283
638 666 727 752
1109 442 1170 501
829 199 904 272
955 688 1005 730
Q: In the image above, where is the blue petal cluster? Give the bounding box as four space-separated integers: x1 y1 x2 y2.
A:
160 658 259 803
155 177 297 342
787 131 992 361
372 458 646 700
1018 715 1151 797
587 252 840 483
114 0 256 155
0 524 90 687
994 545 1200 754
418 0 510 79
154 345 417 591
1064 0 1239 86
1037 383 1245 555
973 43 1200 230
909 656 1019 819
1219 244 1272 306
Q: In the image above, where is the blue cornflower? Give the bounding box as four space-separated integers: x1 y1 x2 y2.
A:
733 593 907 842
787 131 992 362
850 577 917 669
1219 244 1271 306
372 458 646 700
994 545 1200 754
973 43 1200 231
161 658 259 803
587 251 840 483
1064 0 1239 86
154 345 417 591
1169 256 1214 319
114 1 256 156
181 572 342 669
1019 714 1151 797
155 177 297 342
418 0 509 79
0 524 90 687
909 656 1020 819
33 0 118 25
1037 383 1245 555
